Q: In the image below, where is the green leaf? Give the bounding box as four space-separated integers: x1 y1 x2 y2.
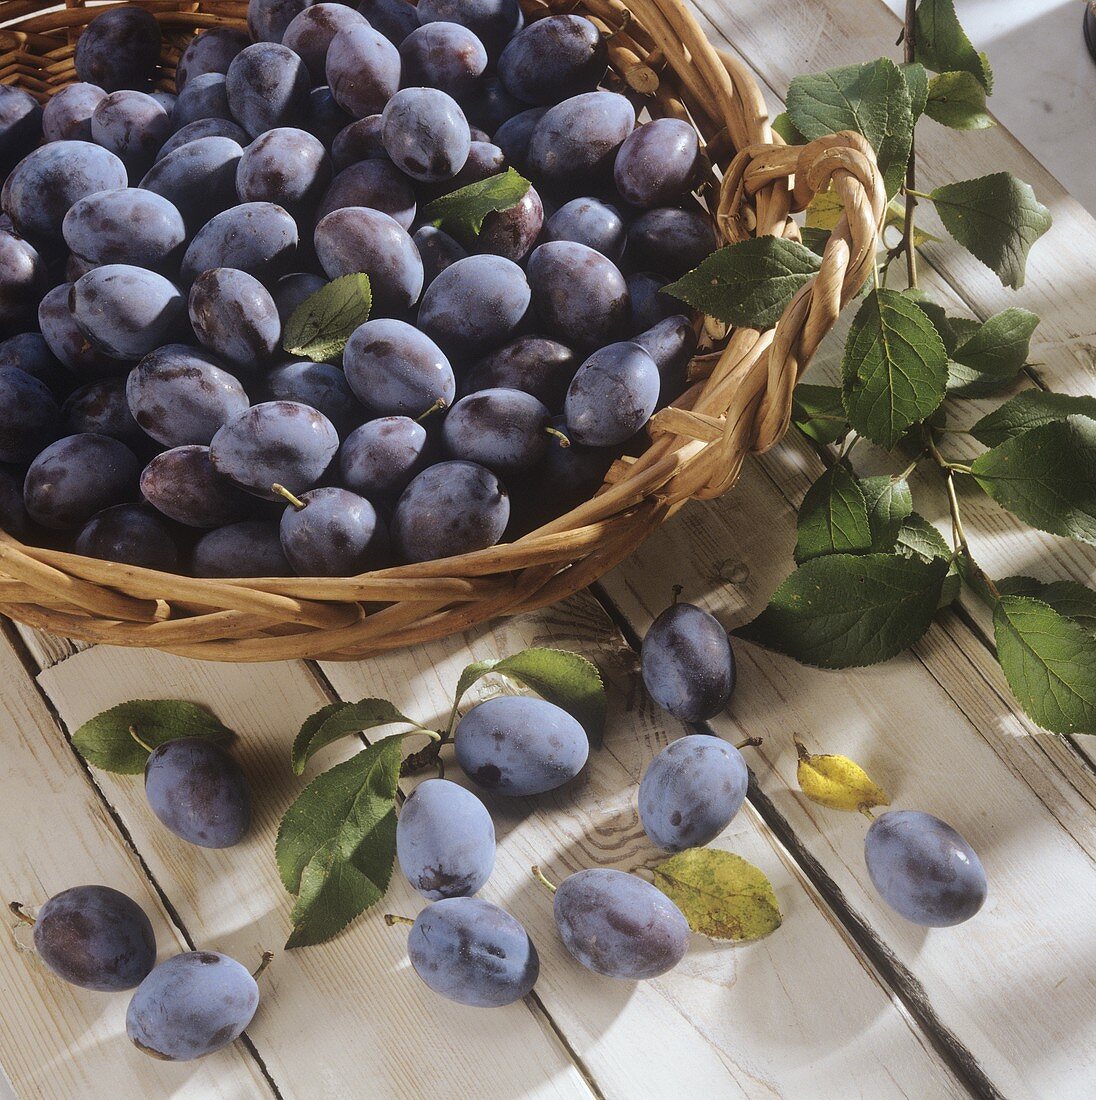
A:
770 111 806 144
894 513 960 607
735 552 949 668
924 71 994 130
421 167 531 236
791 383 849 445
860 476 913 549
652 848 781 941
448 647 606 747
946 308 1039 396
997 577 1096 636
794 464 872 563
799 226 831 256
664 237 821 329
970 416 1096 544
993 596 1096 734
841 288 949 448
786 58 914 197
900 61 930 119
283 273 372 363
970 391 1096 447
928 173 1052 289
72 700 234 774
914 0 994 91
276 732 414 946
291 698 421 775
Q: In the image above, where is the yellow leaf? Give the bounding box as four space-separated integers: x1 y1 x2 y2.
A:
652 848 781 942
794 739 891 813
807 190 939 247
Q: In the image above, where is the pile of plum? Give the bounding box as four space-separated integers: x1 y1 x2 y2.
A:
0 0 716 579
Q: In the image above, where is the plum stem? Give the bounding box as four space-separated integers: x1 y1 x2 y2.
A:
544 426 571 448
671 584 683 605
735 736 762 751
8 902 35 927
530 865 557 894
416 398 447 423
252 951 274 980
383 914 415 928
271 484 306 510
128 725 154 753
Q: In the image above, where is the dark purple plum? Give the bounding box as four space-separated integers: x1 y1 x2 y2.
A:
155 117 249 161
339 416 429 499
465 336 576 411
278 485 389 574
171 73 232 129
0 367 59 464
325 24 401 118
470 185 542 263
543 197 626 263
62 378 143 446
458 76 524 133
626 206 717 278
180 202 299 286
527 240 629 349
140 136 245 231
90 91 172 176
614 118 700 208
176 27 249 89
188 268 282 369
343 318 454 416
284 3 369 82
316 159 415 227
192 519 291 576
400 22 488 98
416 0 522 57
0 469 32 539
41 83 106 143
493 107 546 172
0 333 74 399
0 231 45 329
62 188 185 270
75 503 181 571
237 128 331 212
248 0 315 43
627 272 678 332
37 283 126 377
74 7 161 93
71 266 187 361
226 42 311 138
443 388 550 474
413 225 467 290
307 85 353 146
260 361 364 436
330 114 386 169
272 272 326 326
564 341 660 447
141 445 253 528
415 139 503 204
356 0 418 45
498 15 606 105
381 87 470 183
0 87 42 177
633 313 697 408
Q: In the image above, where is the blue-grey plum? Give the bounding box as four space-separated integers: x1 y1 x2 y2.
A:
0 87 41 177
171 73 232 128
400 22 487 98
0 367 59 463
464 336 576 412
527 91 635 196
443 388 550 475
415 138 503 204
151 90 177 114
75 503 181 571
493 107 545 172
413 225 467 290
468 185 542 264
33 885 155 992
37 283 126 377
0 333 74 400
140 446 253 528
338 416 429 499
279 486 389 575
143 737 251 848
614 118 700 209
155 117 249 161
62 378 143 446
316 159 415 227
283 3 368 82
563 341 658 447
237 127 331 212
498 15 606 105
330 114 386 169
638 734 748 852
248 0 314 43
406 897 538 1007
392 460 509 562
343 318 454 416
272 271 326 326
127 951 259 1060
71 266 187 361
458 76 524 133
357 0 418 45
325 24 401 118
176 27 249 89
2 141 127 241
91 91 172 176
126 344 249 448
181 202 298 287
418 254 530 359
226 42 310 137
0 469 31 540
193 519 291 576
626 206 717 278
210 401 339 499
416 0 522 57
381 87 470 183
543 197 626 263
0 231 45 329
397 779 496 899
313 207 422 311
188 268 283 369
260 361 365 436
627 273 678 333
633 313 697 409
141 136 245 231
864 810 988 927
454 695 588 796
307 85 353 146
62 188 186 270
24 434 141 530
41 83 106 143
527 241 629 350
552 867 689 979
641 601 736 722
74 7 161 92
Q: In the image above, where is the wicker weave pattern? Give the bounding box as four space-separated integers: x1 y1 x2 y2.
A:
0 0 885 661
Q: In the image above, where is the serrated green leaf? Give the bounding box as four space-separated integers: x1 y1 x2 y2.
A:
928 173 1051 289
970 415 1096 544
894 513 960 607
291 698 421 775
945 307 1039 395
860 476 914 549
900 61 930 119
735 552 949 668
970 391 1096 447
665 237 821 329
72 700 234 774
770 111 806 144
448 647 606 747
925 70 994 130
799 226 831 256
786 58 914 197
792 383 849 445
841 288 949 448
283 273 372 362
422 167 531 236
997 577 1096 636
794 464 872 563
653 848 781 941
993 595 1096 734
915 0 994 91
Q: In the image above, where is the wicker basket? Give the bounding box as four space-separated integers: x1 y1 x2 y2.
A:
0 0 885 661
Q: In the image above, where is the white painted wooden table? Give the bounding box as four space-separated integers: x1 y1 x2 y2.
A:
2 1 1094 1097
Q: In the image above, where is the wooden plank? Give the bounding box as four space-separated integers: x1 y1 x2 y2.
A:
317 597 967 1099
598 457 1096 1098
35 646 594 1100
0 631 274 1099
